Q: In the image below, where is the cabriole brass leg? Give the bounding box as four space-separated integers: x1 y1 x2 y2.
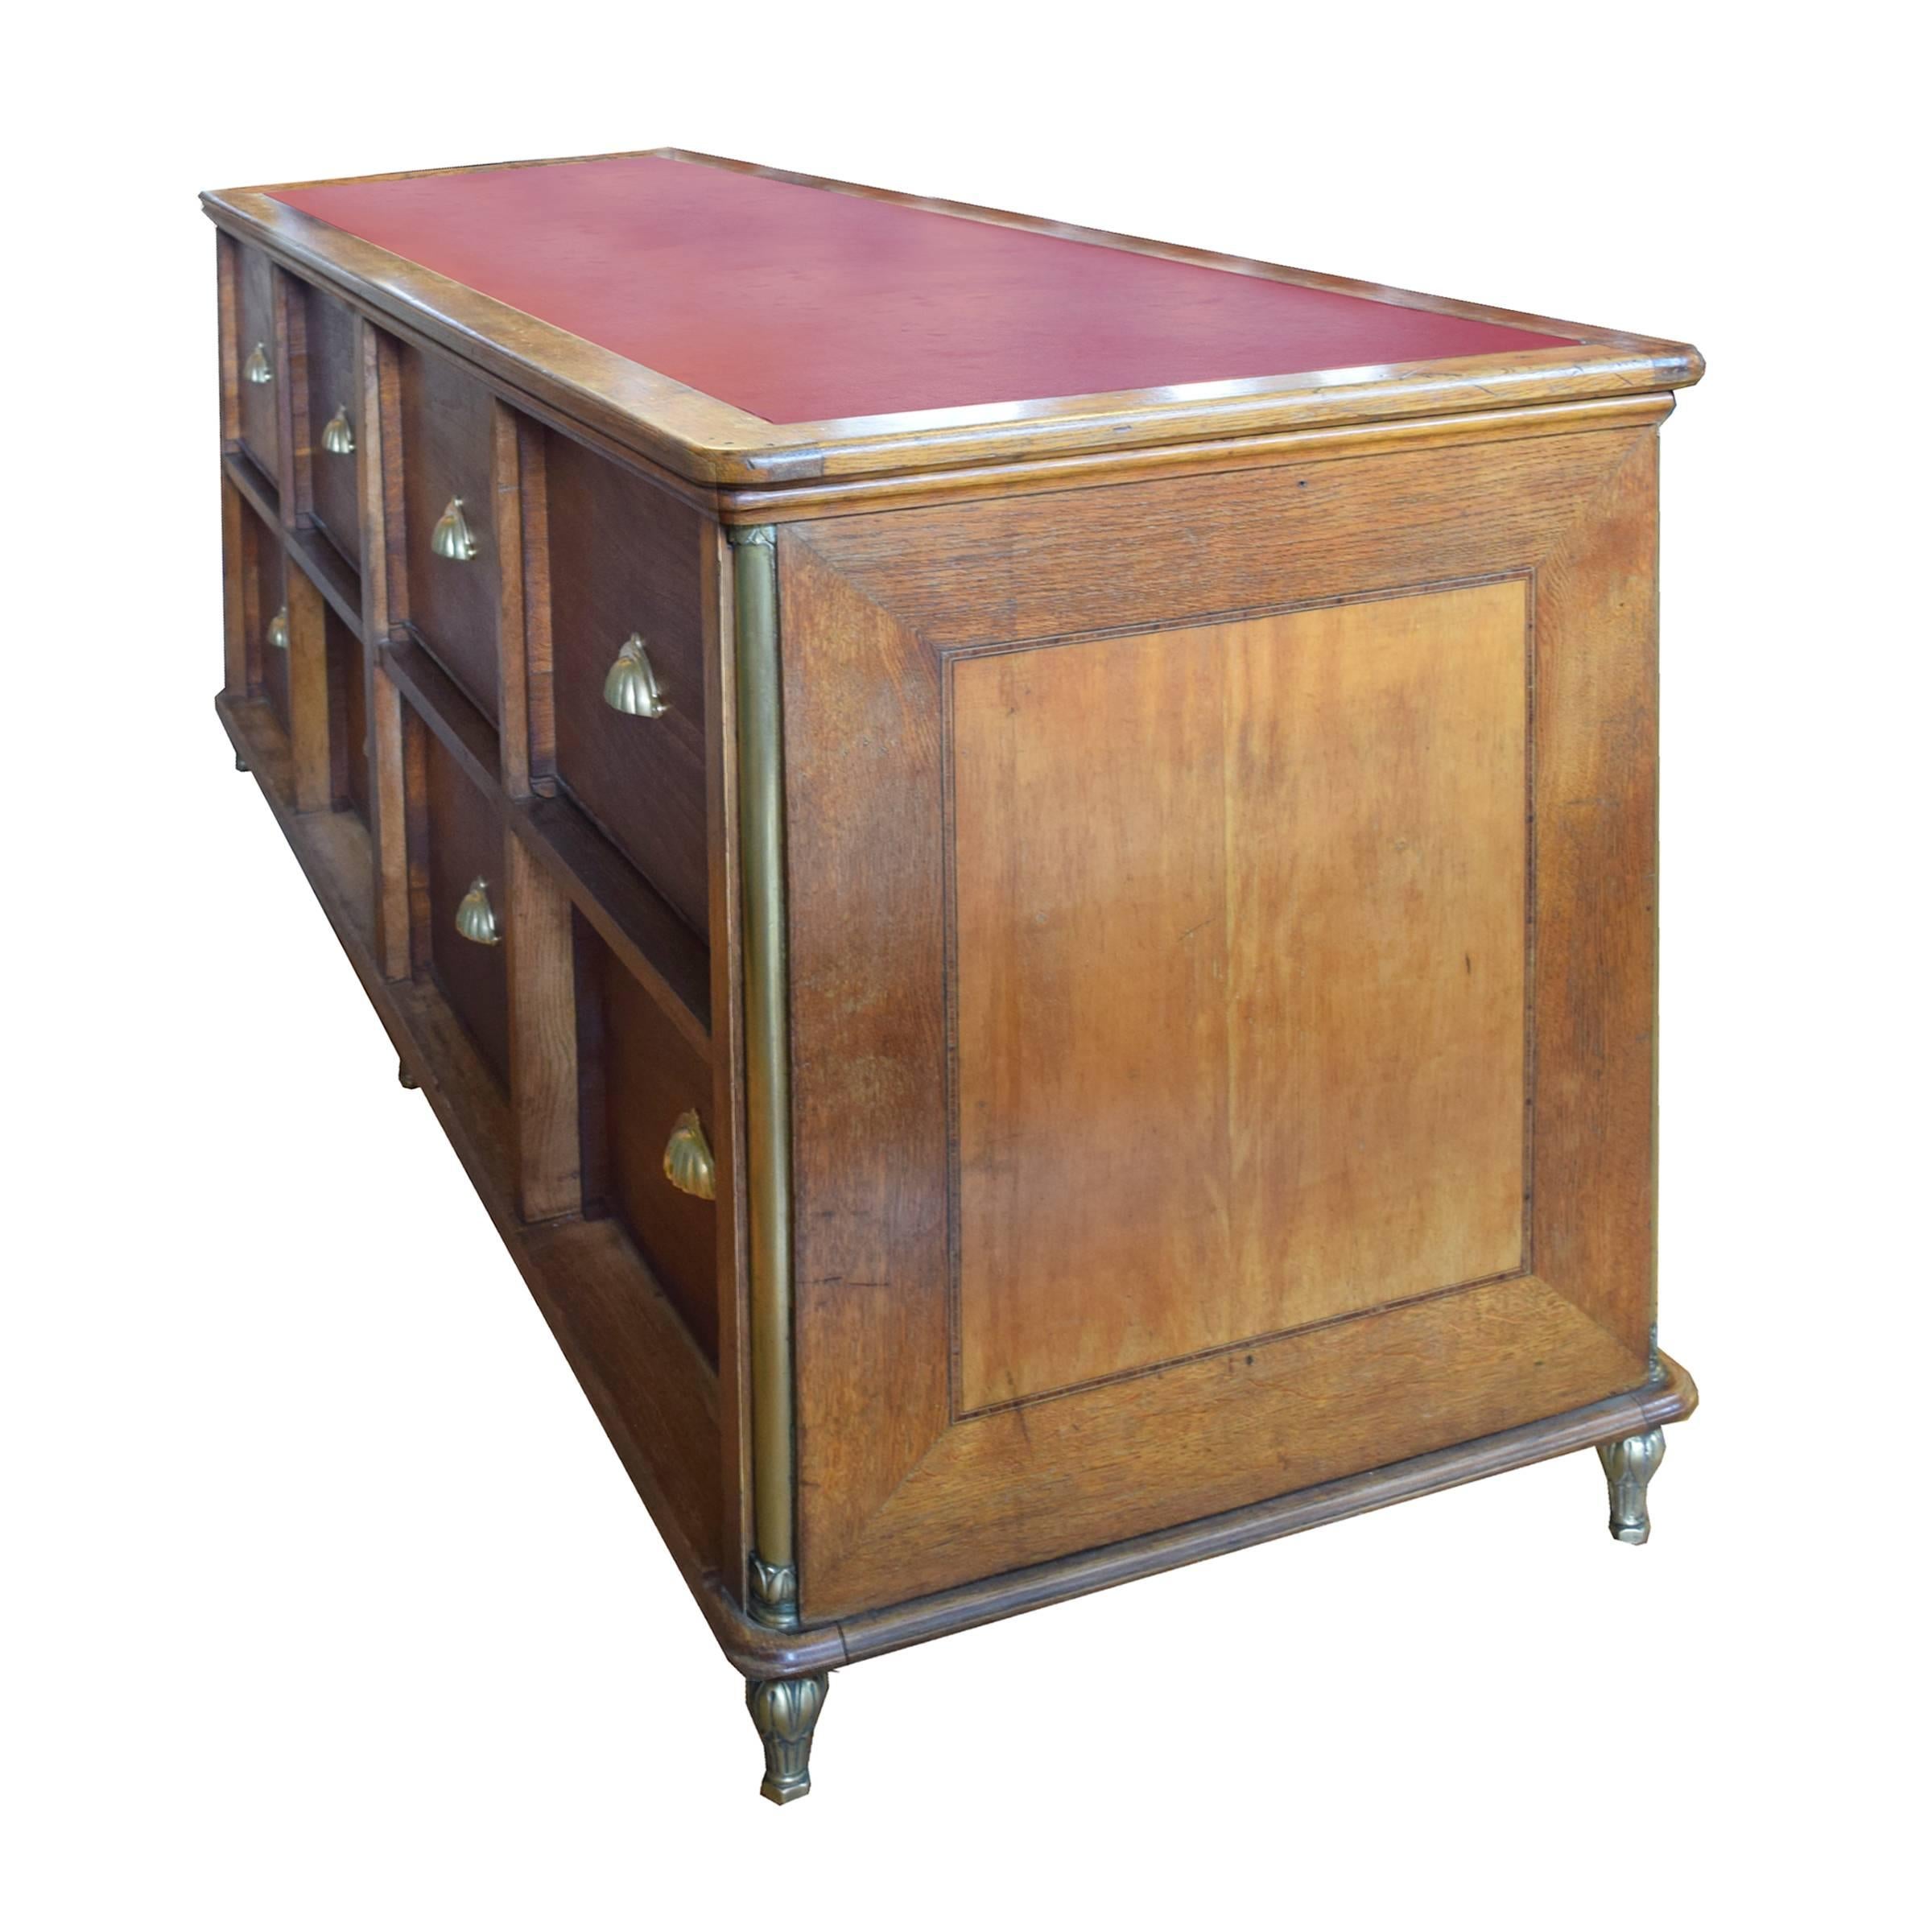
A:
745 1673 828 1805
1596 1426 1666 1545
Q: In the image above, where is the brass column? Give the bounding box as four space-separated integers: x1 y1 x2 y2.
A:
730 525 799 1629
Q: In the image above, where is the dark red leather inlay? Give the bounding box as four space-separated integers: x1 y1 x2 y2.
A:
273 156 1571 426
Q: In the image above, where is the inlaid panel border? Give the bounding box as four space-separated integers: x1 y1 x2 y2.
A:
936 571 1540 1419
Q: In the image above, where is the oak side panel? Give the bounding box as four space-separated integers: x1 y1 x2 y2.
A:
784 431 1657 1617
1529 436 1659 1352
781 534 952 1570
952 582 1529 1410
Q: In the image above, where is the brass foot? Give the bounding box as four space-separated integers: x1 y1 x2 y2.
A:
397 1059 419 1090
746 1674 828 1805
234 753 250 772
1597 1426 1666 1545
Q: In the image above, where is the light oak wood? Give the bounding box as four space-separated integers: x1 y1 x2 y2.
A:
781 428 1664 1616
952 582 1530 1409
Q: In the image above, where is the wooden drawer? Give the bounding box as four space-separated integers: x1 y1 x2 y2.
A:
325 604 369 823
303 284 361 570
401 345 498 719
249 505 289 731
579 920 717 1359
422 728 509 1087
234 243 279 480
546 432 711 936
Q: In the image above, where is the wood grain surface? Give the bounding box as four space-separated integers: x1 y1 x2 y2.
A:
952 582 1529 1408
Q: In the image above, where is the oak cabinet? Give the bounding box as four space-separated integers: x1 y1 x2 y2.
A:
204 149 1701 1803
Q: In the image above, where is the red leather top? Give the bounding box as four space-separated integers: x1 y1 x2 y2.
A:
273 156 1571 426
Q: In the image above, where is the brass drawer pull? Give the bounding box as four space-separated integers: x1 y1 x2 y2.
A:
266 605 290 652
242 341 273 386
320 404 355 456
663 1110 716 1201
601 632 669 717
431 496 478 562
454 876 501 946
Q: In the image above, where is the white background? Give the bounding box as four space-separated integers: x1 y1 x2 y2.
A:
6 4 1926 1926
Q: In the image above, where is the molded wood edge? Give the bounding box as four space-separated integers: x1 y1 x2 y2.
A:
700 1355 1699 1678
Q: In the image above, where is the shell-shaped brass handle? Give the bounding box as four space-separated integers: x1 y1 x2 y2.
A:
243 341 273 386
266 605 290 652
320 404 355 456
601 633 670 717
663 1111 716 1201
431 497 478 563
453 876 501 946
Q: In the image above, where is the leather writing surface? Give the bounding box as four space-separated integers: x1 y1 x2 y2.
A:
274 156 1570 425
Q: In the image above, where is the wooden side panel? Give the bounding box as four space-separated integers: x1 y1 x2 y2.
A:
952 583 1529 1410
784 431 1659 1618
1529 436 1659 1346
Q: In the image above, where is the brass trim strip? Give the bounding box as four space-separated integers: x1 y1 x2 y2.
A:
731 524 795 1588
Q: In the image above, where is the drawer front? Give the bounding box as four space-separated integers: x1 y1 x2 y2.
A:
326 604 369 822
423 729 509 1086
303 285 361 569
547 433 710 935
584 925 717 1360
235 244 279 480
252 511 289 730
401 346 498 719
